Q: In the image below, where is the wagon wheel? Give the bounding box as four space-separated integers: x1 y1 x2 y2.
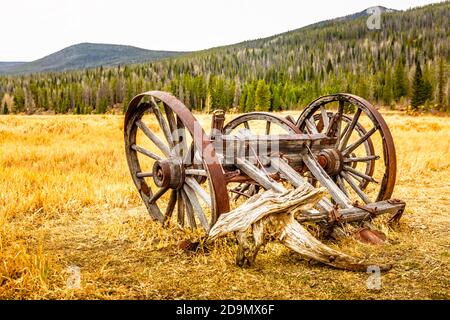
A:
124 91 230 232
297 94 396 203
311 112 376 191
223 112 302 201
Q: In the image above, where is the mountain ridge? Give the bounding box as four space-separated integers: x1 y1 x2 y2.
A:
0 43 186 74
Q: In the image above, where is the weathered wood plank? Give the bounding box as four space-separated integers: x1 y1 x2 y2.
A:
302 153 352 208
236 157 286 193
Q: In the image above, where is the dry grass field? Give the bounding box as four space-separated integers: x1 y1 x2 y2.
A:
0 112 449 299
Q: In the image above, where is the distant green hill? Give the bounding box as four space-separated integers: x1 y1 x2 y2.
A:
1 2 448 114
0 43 185 74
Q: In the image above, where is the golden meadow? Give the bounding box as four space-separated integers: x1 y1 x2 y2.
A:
0 113 449 299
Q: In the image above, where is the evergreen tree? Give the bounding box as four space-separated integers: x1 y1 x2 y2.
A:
255 80 271 111
271 86 282 112
411 60 426 109
13 87 25 113
245 83 255 112
239 87 247 113
393 59 408 101
437 58 446 111
2 102 8 114
382 70 394 106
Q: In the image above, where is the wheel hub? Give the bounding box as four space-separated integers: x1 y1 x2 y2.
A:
316 149 344 176
152 158 185 189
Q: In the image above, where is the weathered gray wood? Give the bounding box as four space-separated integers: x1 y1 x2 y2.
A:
185 169 207 176
176 115 189 159
320 106 329 131
305 118 319 134
265 121 271 135
183 184 209 230
149 186 169 204
185 177 212 208
136 172 153 178
136 120 170 157
208 185 391 271
181 189 197 229
269 157 334 212
296 200 405 223
177 190 185 226
344 155 379 163
236 157 286 193
131 144 162 161
302 153 352 208
341 171 371 204
338 108 361 150
342 126 377 156
213 133 336 162
335 174 348 197
163 190 177 224
150 96 174 148
343 165 377 183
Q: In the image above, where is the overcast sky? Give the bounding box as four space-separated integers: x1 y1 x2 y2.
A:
1 0 440 61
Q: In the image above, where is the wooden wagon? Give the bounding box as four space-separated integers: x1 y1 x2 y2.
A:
123 91 405 270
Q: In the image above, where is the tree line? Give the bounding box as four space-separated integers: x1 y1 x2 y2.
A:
0 2 449 114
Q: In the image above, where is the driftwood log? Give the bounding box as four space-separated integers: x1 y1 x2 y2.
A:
208 185 391 271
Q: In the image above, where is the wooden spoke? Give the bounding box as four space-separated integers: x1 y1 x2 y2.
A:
320 106 329 132
236 157 286 193
181 189 197 229
185 169 207 176
342 126 378 156
163 190 177 224
333 100 344 143
149 96 174 147
136 120 170 157
176 115 188 158
185 177 212 208
183 184 209 230
136 172 153 178
243 121 250 130
343 165 378 183
182 142 194 165
177 190 185 226
338 109 361 150
131 144 162 161
301 153 352 208
335 174 349 197
149 186 169 204
305 118 319 134
341 171 371 204
163 103 179 155
265 121 271 135
347 171 364 184
344 155 380 163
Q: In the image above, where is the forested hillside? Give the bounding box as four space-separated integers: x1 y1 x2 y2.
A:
0 2 448 114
